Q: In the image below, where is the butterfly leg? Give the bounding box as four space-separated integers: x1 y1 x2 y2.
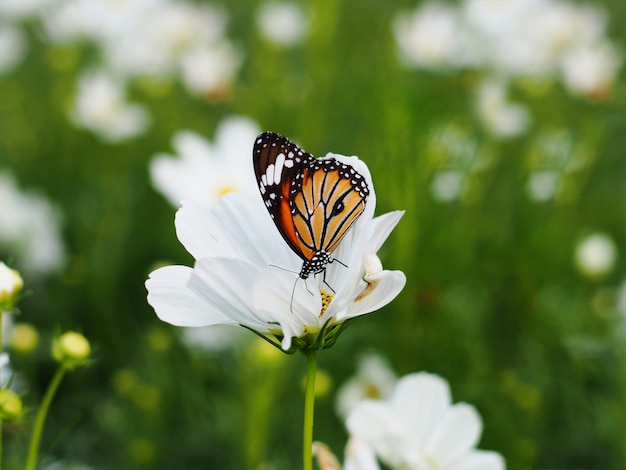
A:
321 269 336 294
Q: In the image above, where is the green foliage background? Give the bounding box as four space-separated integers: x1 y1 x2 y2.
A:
1 0 626 468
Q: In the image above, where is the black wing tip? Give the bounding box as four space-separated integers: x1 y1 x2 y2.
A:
256 131 285 141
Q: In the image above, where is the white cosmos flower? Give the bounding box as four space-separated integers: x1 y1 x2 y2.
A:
346 372 505 470
257 2 309 47
0 171 66 274
149 116 261 207
71 69 149 142
476 78 530 138
146 155 405 352
393 3 465 69
0 25 26 76
344 436 381 470
336 353 397 419
574 232 617 278
178 41 241 97
560 40 622 98
0 0 56 20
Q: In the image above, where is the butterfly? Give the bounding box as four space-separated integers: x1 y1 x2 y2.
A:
253 131 370 281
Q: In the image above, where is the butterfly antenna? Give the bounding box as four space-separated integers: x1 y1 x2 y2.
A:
290 277 300 314
269 263 299 275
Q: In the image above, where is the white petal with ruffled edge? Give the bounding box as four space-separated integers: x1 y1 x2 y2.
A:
392 373 452 447
425 403 482 465
189 257 273 331
252 266 324 350
343 437 381 470
146 265 236 326
346 400 407 469
176 195 298 269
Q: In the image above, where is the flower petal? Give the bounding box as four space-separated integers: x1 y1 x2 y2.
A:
449 450 506 470
343 436 381 470
189 257 272 331
346 400 407 469
146 265 235 326
425 403 483 466
328 210 405 316
390 373 452 448
176 193 299 269
338 269 406 321
252 266 323 349
368 211 405 254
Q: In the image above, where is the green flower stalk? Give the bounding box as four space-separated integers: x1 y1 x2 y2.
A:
302 350 317 470
25 331 91 470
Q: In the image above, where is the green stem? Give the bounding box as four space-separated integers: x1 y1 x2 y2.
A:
302 350 317 470
25 366 67 470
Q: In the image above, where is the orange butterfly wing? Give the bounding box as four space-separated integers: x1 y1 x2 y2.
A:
253 132 369 278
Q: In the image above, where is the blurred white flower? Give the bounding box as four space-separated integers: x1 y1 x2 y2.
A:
346 372 505 470
560 41 622 98
0 25 26 75
179 42 241 97
527 170 559 202
71 70 150 142
531 1 607 56
394 0 622 100
0 172 65 274
462 0 555 76
149 116 261 207
42 0 158 43
344 437 380 470
476 78 530 138
430 170 464 202
41 460 96 470
393 3 465 69
180 325 246 353
100 3 228 78
0 0 56 20
574 233 617 278
336 354 397 420
40 1 91 42
257 2 309 47
42 0 239 100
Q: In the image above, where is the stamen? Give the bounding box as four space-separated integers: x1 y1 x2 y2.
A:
319 289 333 318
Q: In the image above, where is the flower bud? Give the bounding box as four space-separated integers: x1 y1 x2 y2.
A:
0 262 23 309
0 389 23 420
10 323 39 355
52 331 91 369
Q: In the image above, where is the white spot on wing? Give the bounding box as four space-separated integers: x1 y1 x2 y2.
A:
265 164 275 185
274 153 286 184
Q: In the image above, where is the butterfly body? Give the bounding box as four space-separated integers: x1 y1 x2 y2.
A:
253 132 369 280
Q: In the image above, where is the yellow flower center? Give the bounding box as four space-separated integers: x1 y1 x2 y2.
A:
319 289 333 318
